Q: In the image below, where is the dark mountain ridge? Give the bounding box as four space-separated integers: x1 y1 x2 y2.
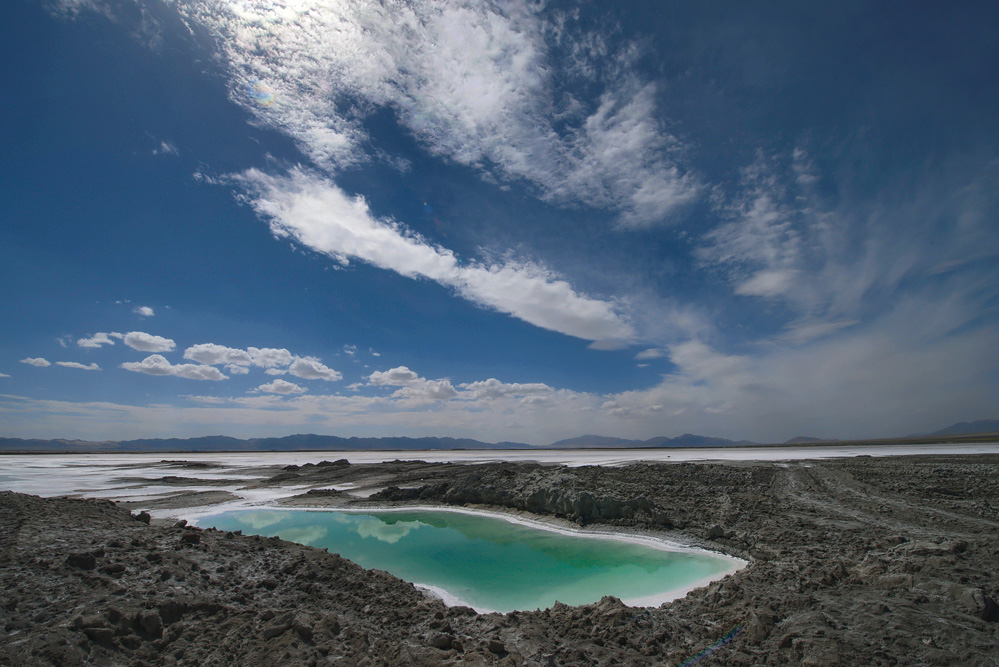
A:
2 418 995 453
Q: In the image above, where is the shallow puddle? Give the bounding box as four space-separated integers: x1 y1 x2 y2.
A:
196 508 740 612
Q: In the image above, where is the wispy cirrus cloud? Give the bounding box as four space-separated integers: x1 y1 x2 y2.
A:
237 168 634 343
55 361 100 371
173 0 696 225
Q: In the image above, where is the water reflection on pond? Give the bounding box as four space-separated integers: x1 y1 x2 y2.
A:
197 509 741 613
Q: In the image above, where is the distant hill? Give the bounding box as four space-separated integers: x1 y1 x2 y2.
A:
549 435 641 448
927 420 999 437
784 436 827 444
0 434 533 453
548 433 756 448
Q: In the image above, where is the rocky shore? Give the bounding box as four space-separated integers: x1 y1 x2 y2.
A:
1 454 998 665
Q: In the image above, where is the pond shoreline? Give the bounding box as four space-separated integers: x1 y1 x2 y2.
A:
192 505 747 612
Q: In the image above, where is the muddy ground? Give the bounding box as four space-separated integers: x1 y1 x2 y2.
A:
1 454 997 665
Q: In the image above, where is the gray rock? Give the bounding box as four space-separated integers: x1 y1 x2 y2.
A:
261 621 292 640
83 627 115 644
65 552 96 570
139 610 163 637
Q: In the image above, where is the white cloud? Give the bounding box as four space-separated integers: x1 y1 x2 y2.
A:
256 379 306 395
182 342 339 381
634 348 666 360
237 168 633 342
0 373 8 377
369 366 421 387
78 332 122 348
183 343 253 367
133 306 155 317
152 140 178 156
342 345 357 357
458 378 553 400
20 358 51 367
165 0 694 224
248 347 294 368
55 362 100 371
734 269 799 298
123 331 175 352
698 158 802 285
288 356 341 382
392 380 458 401
369 365 456 401
121 354 227 381
780 319 859 345
587 339 630 351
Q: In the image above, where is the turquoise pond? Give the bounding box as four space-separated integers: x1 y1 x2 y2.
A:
196 509 738 613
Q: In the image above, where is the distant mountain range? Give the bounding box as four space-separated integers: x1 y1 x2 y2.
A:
549 434 757 448
925 419 999 436
0 434 534 454
1 418 995 453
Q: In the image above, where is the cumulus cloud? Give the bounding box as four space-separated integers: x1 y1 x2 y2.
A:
368 366 456 401
123 331 175 353
183 343 253 367
459 378 553 400
256 379 306 395
288 356 341 381
225 364 250 375
20 358 51 367
634 348 666 360
121 355 227 380
133 305 155 317
237 168 633 342
77 332 123 348
55 361 100 371
248 347 294 368
369 366 421 387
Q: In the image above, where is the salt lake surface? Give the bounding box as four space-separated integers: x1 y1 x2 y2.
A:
195 507 741 613
1 443 997 508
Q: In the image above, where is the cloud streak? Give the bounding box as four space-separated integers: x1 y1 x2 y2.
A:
237 168 634 342
55 361 100 371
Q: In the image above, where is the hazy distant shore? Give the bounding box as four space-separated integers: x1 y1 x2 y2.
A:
3 429 997 455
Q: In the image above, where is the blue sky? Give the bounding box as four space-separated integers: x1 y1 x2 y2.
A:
2 0 997 444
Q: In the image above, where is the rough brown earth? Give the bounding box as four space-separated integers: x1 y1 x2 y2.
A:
1 454 998 665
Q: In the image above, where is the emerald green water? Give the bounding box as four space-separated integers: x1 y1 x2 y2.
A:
197 509 736 612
